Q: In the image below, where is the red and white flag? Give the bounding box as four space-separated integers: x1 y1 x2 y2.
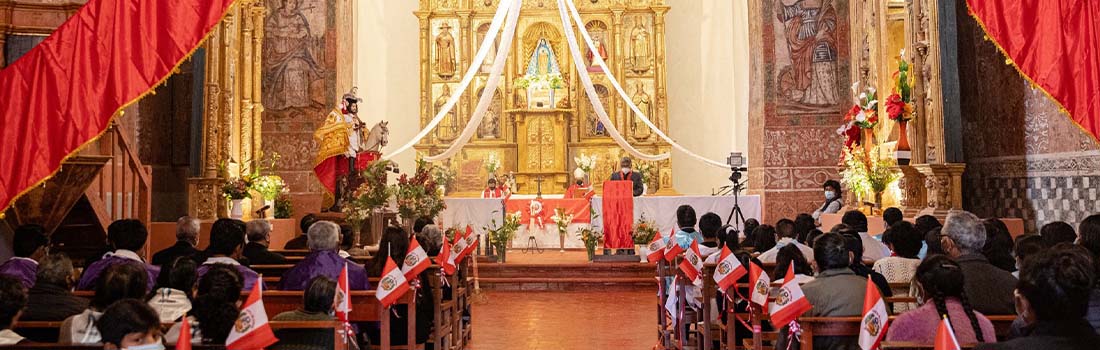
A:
859 276 889 350
440 239 456 275
678 241 704 282
226 282 278 350
934 316 961 350
176 313 192 350
713 246 747 292
376 256 411 307
402 237 431 280
460 225 478 257
663 230 684 262
768 264 812 327
749 261 771 308
646 235 667 263
336 263 352 322
450 230 471 266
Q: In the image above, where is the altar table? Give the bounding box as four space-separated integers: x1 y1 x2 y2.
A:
438 195 761 249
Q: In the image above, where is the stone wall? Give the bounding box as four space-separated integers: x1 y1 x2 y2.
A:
955 1 1100 232
748 0 850 223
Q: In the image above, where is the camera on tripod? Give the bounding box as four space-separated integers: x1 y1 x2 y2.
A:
727 152 747 183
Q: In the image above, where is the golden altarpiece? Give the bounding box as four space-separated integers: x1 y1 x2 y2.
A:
414 0 675 196
850 0 965 217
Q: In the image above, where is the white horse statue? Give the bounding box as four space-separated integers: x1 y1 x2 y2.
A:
359 121 389 153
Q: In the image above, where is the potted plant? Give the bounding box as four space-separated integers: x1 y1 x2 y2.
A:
221 177 251 219
578 226 604 262
886 49 916 165
633 216 659 262
550 208 575 252
486 211 522 263
393 159 446 232
273 192 293 219
841 146 900 213
343 160 393 246
251 175 286 209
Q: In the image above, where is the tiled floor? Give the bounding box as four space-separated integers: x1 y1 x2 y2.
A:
468 290 657 350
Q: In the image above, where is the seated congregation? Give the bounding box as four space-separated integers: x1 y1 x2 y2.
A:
656 201 1100 350
0 214 468 350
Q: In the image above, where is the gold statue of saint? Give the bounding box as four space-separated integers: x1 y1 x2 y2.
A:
435 22 457 79
631 82 653 140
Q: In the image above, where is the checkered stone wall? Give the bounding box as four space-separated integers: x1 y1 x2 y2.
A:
965 155 1100 233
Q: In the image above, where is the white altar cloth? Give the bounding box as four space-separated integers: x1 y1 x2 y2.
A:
438 195 761 249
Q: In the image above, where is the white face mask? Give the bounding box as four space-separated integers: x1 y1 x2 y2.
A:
126 343 166 350
621 167 631 173
825 191 836 200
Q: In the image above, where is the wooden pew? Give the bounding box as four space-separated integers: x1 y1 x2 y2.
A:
7 321 350 350
797 314 1017 350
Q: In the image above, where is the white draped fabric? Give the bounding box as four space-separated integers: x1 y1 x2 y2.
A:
438 195 762 249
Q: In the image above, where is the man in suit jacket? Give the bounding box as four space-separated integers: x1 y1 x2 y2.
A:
151 216 201 267
243 219 287 265
608 157 644 197
284 214 317 250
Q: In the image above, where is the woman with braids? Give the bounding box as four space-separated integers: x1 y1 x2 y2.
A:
885 255 997 344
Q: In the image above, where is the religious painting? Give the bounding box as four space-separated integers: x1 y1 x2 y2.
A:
476 22 500 74
584 20 610 72
625 79 656 142
773 0 843 113
624 15 653 75
432 19 460 80
433 83 462 142
475 86 503 139
262 0 328 114
582 84 611 138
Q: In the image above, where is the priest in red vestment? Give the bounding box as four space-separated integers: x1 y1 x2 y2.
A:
564 168 593 199
482 178 505 198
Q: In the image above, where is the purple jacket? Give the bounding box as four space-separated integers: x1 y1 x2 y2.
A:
886 297 998 344
278 250 370 291
197 258 260 291
0 257 37 288
76 254 160 291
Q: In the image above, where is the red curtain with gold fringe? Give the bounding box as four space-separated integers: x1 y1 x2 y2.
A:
0 0 236 212
966 0 1100 142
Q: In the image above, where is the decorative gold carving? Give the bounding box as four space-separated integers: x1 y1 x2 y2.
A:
188 178 223 220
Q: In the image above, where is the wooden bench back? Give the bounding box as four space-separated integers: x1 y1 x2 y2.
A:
6 321 350 350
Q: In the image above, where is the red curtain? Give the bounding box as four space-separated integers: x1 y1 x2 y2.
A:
0 0 236 212
967 0 1100 142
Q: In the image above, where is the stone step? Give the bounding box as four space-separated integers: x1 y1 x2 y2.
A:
477 277 657 292
477 263 655 279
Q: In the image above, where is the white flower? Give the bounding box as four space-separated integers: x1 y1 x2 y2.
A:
855 111 867 122
859 92 867 101
900 48 906 59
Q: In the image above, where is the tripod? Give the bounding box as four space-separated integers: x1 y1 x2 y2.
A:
724 168 747 232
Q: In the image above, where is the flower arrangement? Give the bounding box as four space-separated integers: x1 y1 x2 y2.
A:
578 226 604 251
633 216 659 245
432 164 457 195
274 192 293 219
550 208 575 238
574 153 597 174
840 145 900 204
393 159 447 221
886 49 915 122
221 178 252 200
513 72 564 90
634 161 656 186
444 226 464 242
484 153 501 175
343 160 394 227
486 211 523 261
251 175 286 200
845 85 879 129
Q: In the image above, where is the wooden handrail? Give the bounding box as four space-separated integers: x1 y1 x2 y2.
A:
84 122 152 232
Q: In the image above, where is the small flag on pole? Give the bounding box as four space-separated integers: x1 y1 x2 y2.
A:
768 264 812 327
678 240 704 282
376 256 411 307
713 246 747 291
402 237 431 280
749 261 771 309
225 282 278 350
176 313 192 350
336 263 352 322
440 239 456 275
859 276 889 350
934 316 962 350
646 235 667 263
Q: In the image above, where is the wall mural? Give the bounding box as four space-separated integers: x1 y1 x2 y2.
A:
774 0 841 113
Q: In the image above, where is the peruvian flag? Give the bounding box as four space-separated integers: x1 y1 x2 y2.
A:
402 237 431 280
768 264 813 328
646 235 667 263
713 246 747 292
678 241 703 282
177 313 192 350
376 256 411 307
749 261 771 308
450 230 471 266
934 316 961 350
859 276 889 350
663 231 684 262
336 263 352 322
460 225 478 258
440 239 455 275
225 282 278 350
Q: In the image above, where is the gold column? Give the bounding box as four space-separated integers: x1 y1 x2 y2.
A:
610 9 624 132
458 10 472 124
240 1 254 175
251 2 265 165
203 25 223 178
416 11 432 144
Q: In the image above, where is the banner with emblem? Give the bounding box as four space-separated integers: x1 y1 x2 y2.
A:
678 241 703 283
859 275 888 350
376 256 411 307
713 246 747 292
403 237 431 280
768 264 813 328
749 261 771 309
225 282 277 350
646 235 667 263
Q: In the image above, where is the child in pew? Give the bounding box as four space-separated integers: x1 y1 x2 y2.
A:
365 227 434 348
96 299 164 350
272 275 360 350
61 263 149 344
147 257 198 323
0 275 29 345
885 255 996 345
165 265 244 346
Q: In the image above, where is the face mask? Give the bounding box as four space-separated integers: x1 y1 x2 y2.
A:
126 343 166 350
576 180 584 186
621 167 630 173
825 191 836 200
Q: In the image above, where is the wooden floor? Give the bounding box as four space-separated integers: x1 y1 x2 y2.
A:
468 290 657 350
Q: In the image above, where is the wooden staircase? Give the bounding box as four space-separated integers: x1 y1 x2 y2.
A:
3 122 152 263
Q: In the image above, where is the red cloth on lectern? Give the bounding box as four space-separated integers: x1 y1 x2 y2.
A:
314 151 381 194
602 181 634 249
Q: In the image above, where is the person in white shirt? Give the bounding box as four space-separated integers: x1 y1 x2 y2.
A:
757 219 814 264
841 210 891 262
812 180 844 221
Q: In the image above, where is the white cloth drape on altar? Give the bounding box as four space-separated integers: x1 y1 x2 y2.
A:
438 195 761 249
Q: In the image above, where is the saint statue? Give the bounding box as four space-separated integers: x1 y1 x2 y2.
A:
435 84 459 141
630 82 653 141
477 23 498 73
435 22 457 79
264 0 321 111
478 89 502 139
586 30 609 72
630 21 650 73
777 0 839 105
